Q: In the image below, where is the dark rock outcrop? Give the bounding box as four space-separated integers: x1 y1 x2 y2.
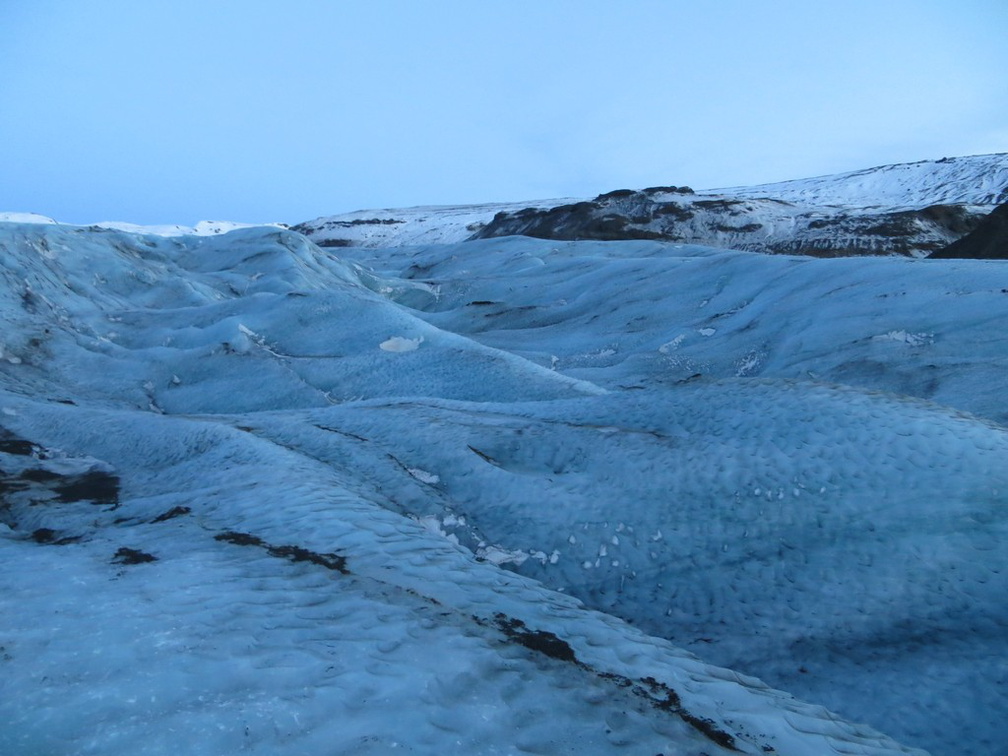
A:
928 204 1008 260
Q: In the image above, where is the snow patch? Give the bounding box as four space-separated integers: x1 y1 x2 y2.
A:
407 467 440 485
476 544 529 566
0 212 58 225
416 516 459 546
873 330 934 347
380 336 424 352
659 334 686 354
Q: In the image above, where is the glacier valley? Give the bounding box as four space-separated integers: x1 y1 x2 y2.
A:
2 156 1007 755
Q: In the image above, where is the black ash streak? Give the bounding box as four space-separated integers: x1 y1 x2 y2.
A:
214 531 348 573
474 613 741 752
112 547 157 565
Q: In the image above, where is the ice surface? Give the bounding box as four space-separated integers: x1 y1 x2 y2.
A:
2 220 1006 754
348 236 1008 424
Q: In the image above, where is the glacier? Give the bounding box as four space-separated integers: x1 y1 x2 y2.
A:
1 166 1007 756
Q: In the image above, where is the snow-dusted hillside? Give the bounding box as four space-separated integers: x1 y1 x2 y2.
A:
2 217 1007 755
295 154 1008 257
713 153 1008 209
470 190 983 257
290 199 575 249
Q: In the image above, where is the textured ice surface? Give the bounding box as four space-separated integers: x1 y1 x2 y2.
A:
274 385 1007 754
3 221 1006 754
350 236 1008 424
1 397 923 756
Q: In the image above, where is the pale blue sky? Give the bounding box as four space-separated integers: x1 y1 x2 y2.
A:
2 0 1006 225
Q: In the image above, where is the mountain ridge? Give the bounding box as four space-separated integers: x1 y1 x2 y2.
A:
708 152 1008 208
293 153 1008 257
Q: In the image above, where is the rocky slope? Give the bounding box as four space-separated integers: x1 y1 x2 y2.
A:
471 188 983 257
929 202 1008 259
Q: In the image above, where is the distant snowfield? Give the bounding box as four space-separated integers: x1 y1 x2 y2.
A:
0 211 285 237
91 219 288 236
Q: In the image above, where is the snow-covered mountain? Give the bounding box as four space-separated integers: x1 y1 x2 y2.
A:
295 153 1008 257
2 209 1007 755
712 153 1008 209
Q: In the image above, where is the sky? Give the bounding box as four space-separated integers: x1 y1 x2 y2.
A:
1 0 1007 226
